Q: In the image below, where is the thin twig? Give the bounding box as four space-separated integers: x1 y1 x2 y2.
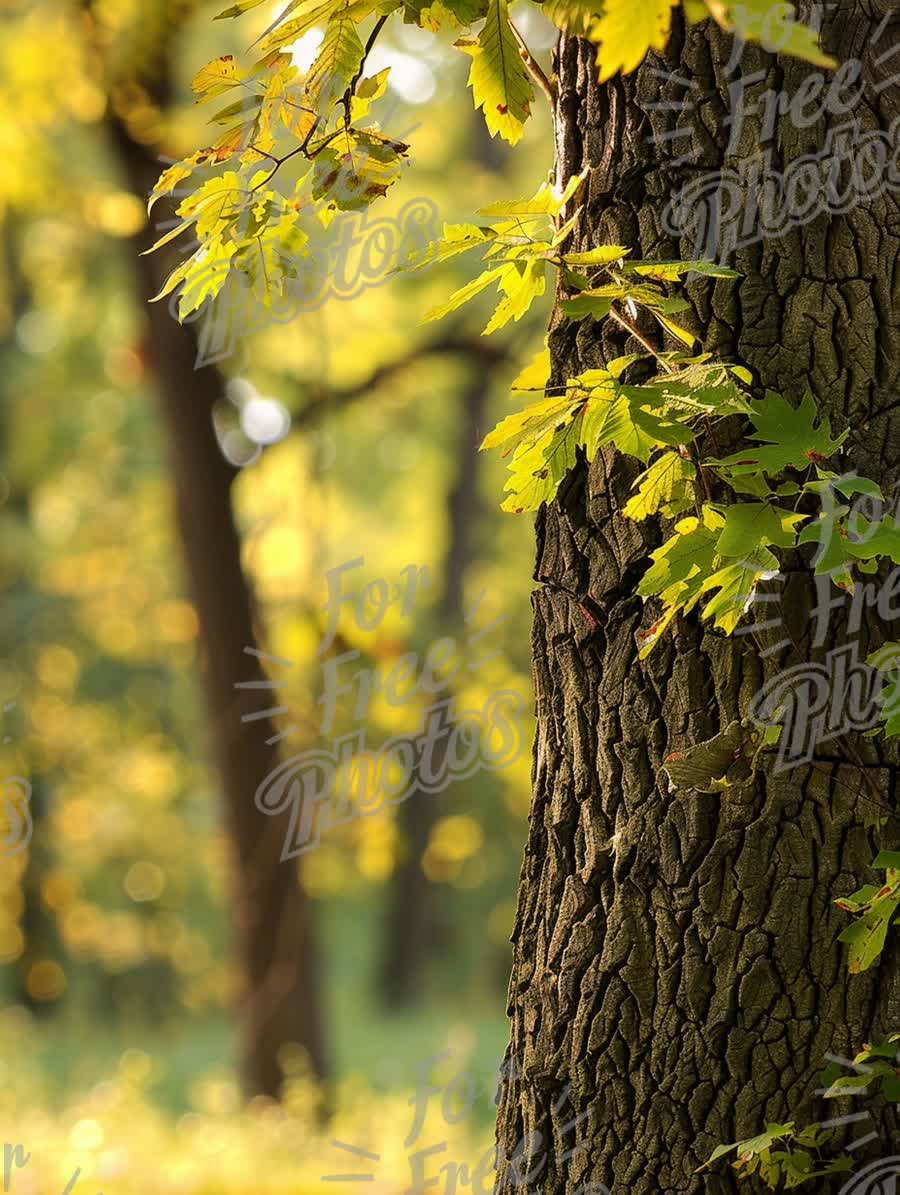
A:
343 15 390 129
250 116 322 191
509 19 557 110
292 332 513 429
609 306 674 373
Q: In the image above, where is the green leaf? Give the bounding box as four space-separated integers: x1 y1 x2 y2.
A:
483 366 693 513
700 547 780 635
637 510 721 603
738 1124 797 1157
560 293 613 320
305 10 367 111
580 376 694 460
560 280 659 321
837 874 900 973
723 473 773 499
714 502 806 557
636 499 783 647
832 474 883 500
867 643 900 672
626 362 751 419
499 418 583 511
663 718 765 793
845 517 900 565
457 0 534 144
623 259 740 280
712 390 849 476
636 508 721 655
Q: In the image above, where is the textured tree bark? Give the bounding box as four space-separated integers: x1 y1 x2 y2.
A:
107 114 328 1101
495 6 900 1192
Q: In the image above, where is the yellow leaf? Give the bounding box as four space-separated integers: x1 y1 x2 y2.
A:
483 260 546 334
511 345 550 392
149 256 193 303
423 266 506 323
457 0 534 145
191 55 245 100
214 0 268 16
592 0 677 82
654 311 697 348
178 240 240 317
148 153 205 214
623 452 695 520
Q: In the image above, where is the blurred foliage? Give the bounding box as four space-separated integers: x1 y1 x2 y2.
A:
0 0 552 1176
1 1006 504 1193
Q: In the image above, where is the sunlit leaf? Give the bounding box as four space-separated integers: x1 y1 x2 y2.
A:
457 0 534 145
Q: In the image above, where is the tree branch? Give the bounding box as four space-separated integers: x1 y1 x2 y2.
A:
510 20 558 111
293 331 513 429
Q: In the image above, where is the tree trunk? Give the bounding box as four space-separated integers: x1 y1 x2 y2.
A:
495 7 900 1193
107 116 327 1100
0 231 60 1015
378 369 488 1007
378 112 505 1008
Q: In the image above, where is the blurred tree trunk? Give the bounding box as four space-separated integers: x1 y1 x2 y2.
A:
378 116 505 1008
495 9 899 1193
107 114 327 1100
16 774 58 1013
0 226 60 1014
378 370 488 1007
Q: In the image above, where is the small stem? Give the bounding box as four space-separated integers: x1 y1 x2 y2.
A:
246 144 281 164
688 440 713 505
510 19 557 110
250 117 321 191
703 414 721 458
609 306 674 373
343 15 389 129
